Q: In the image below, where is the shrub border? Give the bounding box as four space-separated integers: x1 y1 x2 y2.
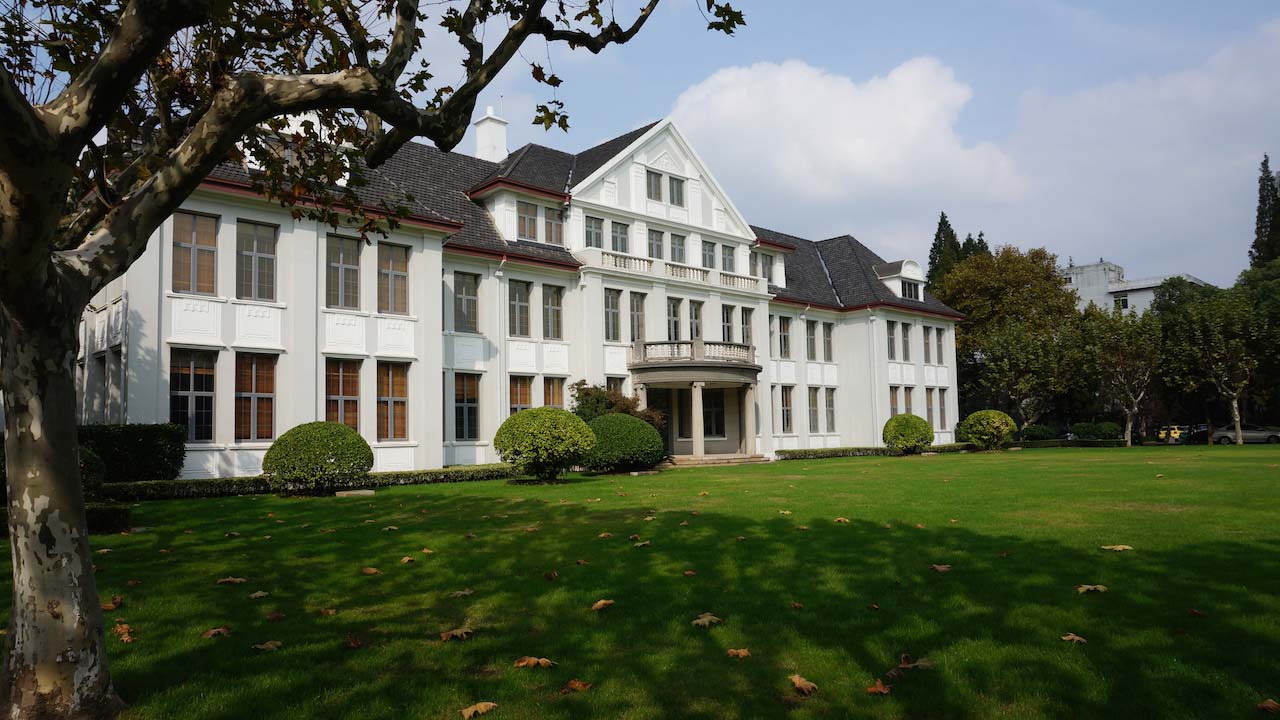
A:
776 443 973 460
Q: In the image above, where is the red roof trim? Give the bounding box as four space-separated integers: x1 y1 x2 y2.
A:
466 178 569 203
199 177 464 233
754 237 797 253
443 244 581 272
771 296 964 320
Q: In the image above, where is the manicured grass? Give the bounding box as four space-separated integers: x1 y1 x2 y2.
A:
5 447 1280 719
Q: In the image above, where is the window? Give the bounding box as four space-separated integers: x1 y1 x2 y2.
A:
648 229 664 259
781 386 794 433
689 301 703 339
778 317 791 359
825 388 836 433
670 234 687 264
886 320 897 361
646 170 663 201
236 221 276 301
326 236 361 309
508 281 531 337
721 305 735 342
170 349 216 442
585 216 604 248
454 272 480 333
936 328 945 364
808 386 820 433
235 353 275 441
376 362 408 441
544 377 565 408
741 308 753 347
542 284 563 340
669 177 685 207
702 241 716 269
904 386 914 416
823 322 834 362
939 389 948 430
1115 293 1129 310
455 373 480 440
901 323 912 362
544 207 564 246
517 201 538 241
761 253 774 283
902 281 921 300
889 385 899 417
326 358 360 430
377 244 409 314
806 320 817 361
509 375 532 415
749 251 759 277
630 292 646 343
606 377 624 394
604 289 622 342
667 298 682 340
703 389 725 437
172 212 217 295
721 246 736 274
611 222 629 253
926 387 935 428
923 327 933 364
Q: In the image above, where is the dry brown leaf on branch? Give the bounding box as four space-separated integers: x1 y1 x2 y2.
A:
592 599 614 612
789 674 817 695
930 564 952 573
101 595 123 611
1100 545 1134 552
1060 633 1087 644
727 648 750 658
691 612 722 628
460 701 497 718
1075 584 1108 594
866 678 892 695
217 577 248 585
360 567 381 576
201 626 232 639
440 627 473 642
561 679 592 694
513 656 555 668
252 640 283 651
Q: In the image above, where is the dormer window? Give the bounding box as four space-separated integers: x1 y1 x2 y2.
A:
669 177 685 207
517 201 537 242
902 281 921 300
646 170 662 201
873 260 925 300
544 207 564 246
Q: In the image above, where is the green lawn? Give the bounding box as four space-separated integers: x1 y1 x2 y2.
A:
9 447 1280 719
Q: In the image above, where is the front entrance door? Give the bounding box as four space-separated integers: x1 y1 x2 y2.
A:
648 389 675 453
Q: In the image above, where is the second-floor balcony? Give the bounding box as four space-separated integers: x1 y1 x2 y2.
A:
628 338 761 384
582 248 766 294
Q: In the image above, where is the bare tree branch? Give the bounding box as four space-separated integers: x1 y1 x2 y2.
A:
531 0 660 53
378 0 419 82
0 67 53 172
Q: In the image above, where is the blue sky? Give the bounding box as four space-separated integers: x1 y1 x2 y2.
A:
446 1 1279 286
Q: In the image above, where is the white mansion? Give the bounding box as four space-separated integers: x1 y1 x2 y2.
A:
74 112 962 478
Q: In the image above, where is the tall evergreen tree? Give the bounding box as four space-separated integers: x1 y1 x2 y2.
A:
1250 154 1280 267
926 212 963 290
961 231 991 259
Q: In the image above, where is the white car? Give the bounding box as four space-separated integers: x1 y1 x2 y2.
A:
1210 424 1280 444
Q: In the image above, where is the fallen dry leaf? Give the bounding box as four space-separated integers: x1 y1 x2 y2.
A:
400 556 415 564
544 570 559 581
360 567 381 576
1075 584 1108 594
597 532 613 539
1061 633 1087 644
450 588 474 598
101 595 123 611
1100 545 1134 552
592 599 614 612
576 559 589 566
513 656 555 668
217 577 248 585
896 653 935 671
727 648 751 659
691 612 721 628
1187 608 1207 618
318 608 337 616
834 517 850 524
698 491 709 496
225 532 240 537
460 702 497 719
778 510 792 516
929 564 952 573
344 632 365 649
735 536 746 542
790 674 817 695
796 525 809 531
126 579 142 587
112 621 135 643
790 601 804 609
628 534 641 541
421 548 434 555
249 591 269 600
679 521 689 527
464 532 476 540
866 678 892 695
683 569 697 577
252 640 283 651
866 603 880 611
633 540 651 548
95 549 111 555
524 527 538 533
267 611 286 622
201 626 231 639
1257 699 1279 714
440 627 473 641
560 679 592 694
643 516 656 522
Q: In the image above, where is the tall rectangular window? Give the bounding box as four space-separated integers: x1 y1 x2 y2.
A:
509 375 532 415
781 386 794 433
901 323 912 362
606 377 625 394
689 301 703 339
517 201 538 241
454 272 479 333
236 220 276 301
326 236 360 309
808 386 820 433
585 216 604 248
902 281 921 300
806 320 817 361
667 298 682 340
648 229 664 259
325 358 360 430
886 320 897 361
646 170 662 201
173 212 218 295
629 292 646 343
604 289 622 342
508 281 531 337
742 308 753 347
611 222 629 253
761 254 774 283
455 373 479 440
544 377 565 408
377 244 409 315
170 349 216 442
703 389 725 437
778 317 791 359
889 385 899 417
377 362 408 441
721 305 735 342
544 207 564 246
825 388 836 433
823 322 834 362
701 241 716 269
904 386 914 416
670 235 687 264
939 389 948 430
926 387 935 428
235 353 276 441
542 284 563 340
936 328 945 366
669 177 685 207
923 326 933 364
721 246 736 274
749 251 759 277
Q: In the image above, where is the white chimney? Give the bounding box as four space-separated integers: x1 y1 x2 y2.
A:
473 106 508 163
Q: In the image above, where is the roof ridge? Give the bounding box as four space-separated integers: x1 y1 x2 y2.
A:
815 238 843 307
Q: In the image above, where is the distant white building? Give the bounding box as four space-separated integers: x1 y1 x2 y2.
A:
1063 259 1209 313
72 113 962 479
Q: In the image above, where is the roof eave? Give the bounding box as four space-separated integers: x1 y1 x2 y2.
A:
466 178 570 203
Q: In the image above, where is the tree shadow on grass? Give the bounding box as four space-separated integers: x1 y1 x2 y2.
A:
14 480 1280 719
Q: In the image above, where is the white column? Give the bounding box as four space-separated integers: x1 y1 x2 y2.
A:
635 383 647 410
691 381 705 458
743 384 756 455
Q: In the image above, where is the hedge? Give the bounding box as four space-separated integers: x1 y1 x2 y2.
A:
1011 439 1128 449
86 502 134 534
777 443 974 460
583 413 667 473
78 424 186 482
97 464 516 501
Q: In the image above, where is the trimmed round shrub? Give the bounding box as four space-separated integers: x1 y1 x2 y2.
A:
1093 421 1122 440
494 407 595 482
957 410 1016 450
584 413 666 473
1021 424 1057 441
882 414 934 454
262 422 373 494
1070 422 1098 440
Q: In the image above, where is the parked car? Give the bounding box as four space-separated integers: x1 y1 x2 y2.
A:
1157 425 1190 444
1210 424 1280 444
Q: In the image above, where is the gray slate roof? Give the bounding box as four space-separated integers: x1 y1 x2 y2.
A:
474 121 659 194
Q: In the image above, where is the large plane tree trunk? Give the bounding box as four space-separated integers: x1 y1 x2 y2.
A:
0 298 123 719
